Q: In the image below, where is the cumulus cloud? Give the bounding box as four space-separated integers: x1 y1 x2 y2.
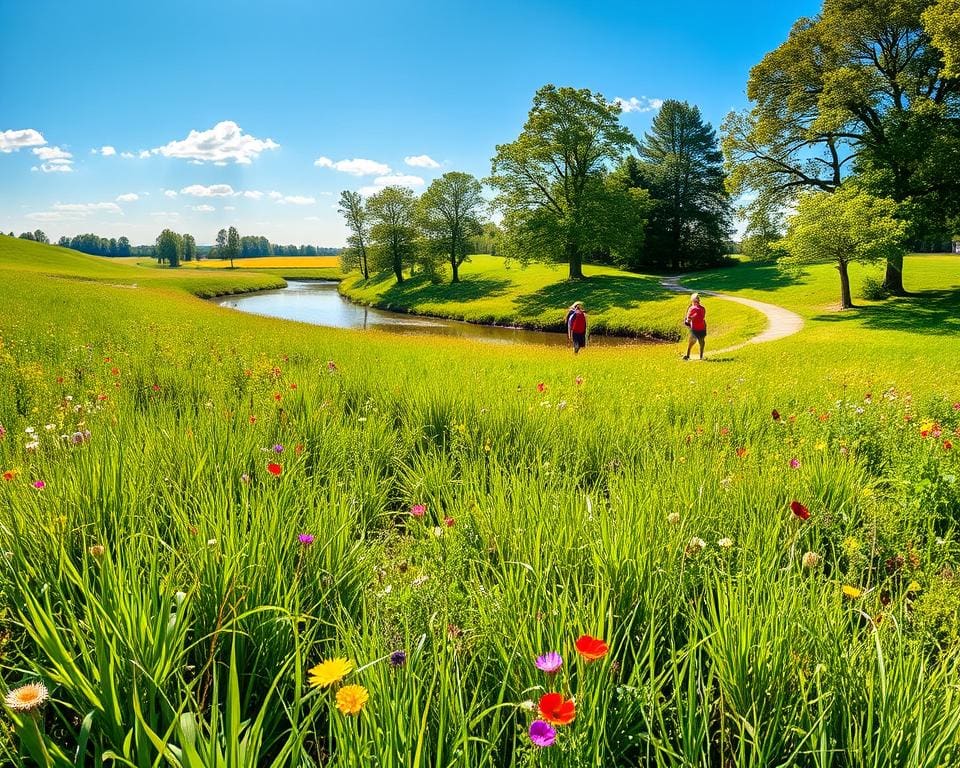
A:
92 145 117 156
116 193 139 202
138 150 151 159
275 195 315 205
163 189 178 198
0 128 46 153
180 183 235 197
192 204 215 212
242 190 264 200
404 154 440 168
120 151 135 159
31 145 74 172
153 120 279 165
268 191 283 199
314 156 390 176
613 96 664 114
358 173 425 196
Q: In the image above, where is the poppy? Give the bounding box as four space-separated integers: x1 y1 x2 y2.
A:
790 501 810 520
538 692 576 726
267 463 282 476
575 634 608 661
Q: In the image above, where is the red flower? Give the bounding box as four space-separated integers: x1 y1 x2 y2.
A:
267 463 282 476
444 516 455 527
538 693 576 726
944 440 953 451
537 382 546 393
735 447 747 458
110 367 120 376
772 409 781 422
575 634 609 661
273 393 282 402
790 500 810 521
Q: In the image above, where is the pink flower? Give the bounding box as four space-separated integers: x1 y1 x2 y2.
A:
298 534 314 545
327 361 337 372
535 651 562 673
410 504 426 518
789 458 800 469
443 516 455 527
32 480 45 490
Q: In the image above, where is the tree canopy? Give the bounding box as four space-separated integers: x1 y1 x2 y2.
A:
418 172 485 283
367 186 418 283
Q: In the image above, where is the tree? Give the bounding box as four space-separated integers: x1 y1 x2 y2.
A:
156 229 183 268
32 230 49 244
182 234 196 262
18 232 35 241
117 236 131 257
338 190 371 279
418 172 485 283
780 186 907 309
723 0 960 294
635 101 730 270
489 85 638 279
215 228 227 259
225 226 240 268
367 186 418 283
924 0 960 77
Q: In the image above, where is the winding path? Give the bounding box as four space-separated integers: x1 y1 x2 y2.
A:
661 275 804 358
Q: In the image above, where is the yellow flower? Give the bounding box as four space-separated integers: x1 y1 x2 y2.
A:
906 581 922 593
308 658 353 688
335 684 369 715
4 682 49 713
842 585 862 599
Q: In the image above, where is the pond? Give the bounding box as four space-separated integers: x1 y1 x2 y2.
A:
215 280 649 346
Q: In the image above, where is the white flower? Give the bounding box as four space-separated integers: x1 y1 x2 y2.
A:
717 537 734 549
5 682 49 712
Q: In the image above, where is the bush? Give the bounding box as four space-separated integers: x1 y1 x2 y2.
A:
861 273 891 301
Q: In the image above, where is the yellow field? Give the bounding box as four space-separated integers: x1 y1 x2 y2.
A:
182 256 340 269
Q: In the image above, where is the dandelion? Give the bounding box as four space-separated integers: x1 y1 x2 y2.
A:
717 537 734 549
335 684 368 715
4 682 48 713
906 580 922 593
410 503 426 518
535 651 562 673
298 534 314 546
538 692 576 726
575 634 608 661
389 650 407 668
529 719 557 747
308 658 354 688
667 512 680 525
790 501 810 521
842 585 862 599
267 463 282 476
685 537 707 557
802 551 820 569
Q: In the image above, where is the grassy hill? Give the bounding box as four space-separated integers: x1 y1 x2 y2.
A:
2 237 960 765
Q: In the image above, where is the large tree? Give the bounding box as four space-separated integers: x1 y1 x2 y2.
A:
636 100 731 271
338 190 371 279
182 233 196 262
156 229 182 268
418 172 485 283
225 226 240 269
723 0 960 294
781 186 907 308
367 186 418 283
489 85 637 279
215 228 227 260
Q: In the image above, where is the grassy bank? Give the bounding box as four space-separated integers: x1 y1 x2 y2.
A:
2 239 960 765
339 255 766 345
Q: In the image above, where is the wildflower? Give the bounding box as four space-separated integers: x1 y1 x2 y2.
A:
89 544 105 559
298 534 314 546
667 512 680 525
2 470 15 481
248 415 257 424
685 537 706 556
906 580 922 593
789 457 801 469
433 526 443 538
790 501 810 521
32 480 45 490
575 376 583 386
945 440 954 451
529 719 557 747
842 585 862 599
447 624 463 639
535 651 562 673
207 538 217 547
410 503 426 518
70 430 90 445
240 473 250 484
538 692 576 726
717 537 734 549
4 682 49 713
273 444 284 453
443 516 455 527
295 443 304 455
537 382 546 393
327 360 337 371
801 551 820 569
25 440 39 452
885 555 904 574
772 409 781 421
575 634 608 661
389 650 407 668
335 684 368 715
0 424 5 439
267 463 282 476
518 699 535 712
308 658 353 688
735 447 748 458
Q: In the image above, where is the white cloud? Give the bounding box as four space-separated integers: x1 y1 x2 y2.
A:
614 96 664 114
0 128 46 153
120 151 135 159
276 195 315 205
116 193 139 202
138 150 151 159
163 189 178 198
314 156 390 176
180 183 235 197
242 190 264 200
404 154 440 168
31 145 74 172
153 120 279 165
268 190 283 199
192 204 215 212
358 173 425 196
53 202 122 214
92 145 116 156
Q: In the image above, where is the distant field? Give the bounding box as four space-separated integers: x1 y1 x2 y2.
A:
182 256 340 269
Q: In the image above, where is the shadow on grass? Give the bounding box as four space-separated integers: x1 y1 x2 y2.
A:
683 263 803 293
812 288 960 333
513 274 676 316
363 272 513 305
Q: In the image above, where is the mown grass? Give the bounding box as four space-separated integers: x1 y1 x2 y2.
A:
1 238 960 766
340 255 766 345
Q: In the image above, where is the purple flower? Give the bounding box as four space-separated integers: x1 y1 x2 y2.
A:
32 480 45 490
298 533 314 546
529 719 556 747
389 650 407 667
535 651 562 674
273 444 284 453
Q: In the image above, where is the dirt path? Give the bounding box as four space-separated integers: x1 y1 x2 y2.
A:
661 275 804 358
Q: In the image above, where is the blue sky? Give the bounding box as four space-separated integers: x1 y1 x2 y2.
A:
0 0 819 246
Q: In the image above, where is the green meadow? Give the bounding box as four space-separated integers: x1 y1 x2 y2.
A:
2 237 960 766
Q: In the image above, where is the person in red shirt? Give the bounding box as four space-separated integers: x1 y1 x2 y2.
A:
683 293 706 360
566 301 587 353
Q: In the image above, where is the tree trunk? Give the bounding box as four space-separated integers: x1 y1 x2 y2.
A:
883 254 905 295
838 260 853 309
567 242 584 279
393 251 403 283
360 247 368 280
451 253 459 283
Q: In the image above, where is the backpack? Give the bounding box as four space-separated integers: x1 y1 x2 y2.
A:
570 309 587 334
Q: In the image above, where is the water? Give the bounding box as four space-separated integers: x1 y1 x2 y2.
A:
215 280 650 347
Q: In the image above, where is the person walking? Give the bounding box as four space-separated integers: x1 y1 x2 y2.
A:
566 301 587 354
683 293 706 360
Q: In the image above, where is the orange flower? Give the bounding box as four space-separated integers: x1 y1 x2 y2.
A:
2 470 16 481
538 692 575 726
575 634 608 661
267 463 282 476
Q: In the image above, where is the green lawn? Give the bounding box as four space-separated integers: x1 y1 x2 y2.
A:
340 254 766 346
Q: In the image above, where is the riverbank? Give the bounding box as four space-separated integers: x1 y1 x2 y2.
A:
339 255 766 347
